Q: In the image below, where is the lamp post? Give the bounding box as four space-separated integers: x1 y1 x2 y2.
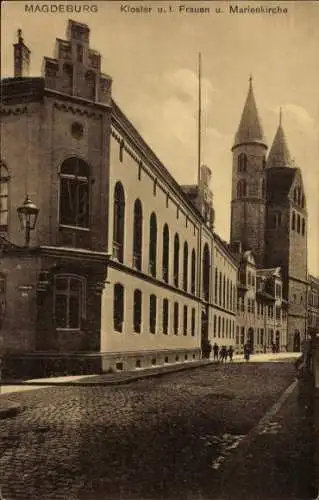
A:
17 196 39 247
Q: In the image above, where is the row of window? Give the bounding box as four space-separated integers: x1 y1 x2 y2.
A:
236 179 266 199
213 315 235 339
291 211 306 235
0 163 9 232
235 326 280 346
214 268 236 311
237 153 266 173
293 186 305 209
114 182 215 299
113 283 196 336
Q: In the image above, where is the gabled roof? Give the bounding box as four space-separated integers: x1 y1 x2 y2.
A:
266 167 297 203
267 113 292 168
233 77 267 149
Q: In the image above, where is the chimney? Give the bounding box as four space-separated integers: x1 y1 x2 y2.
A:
13 29 31 77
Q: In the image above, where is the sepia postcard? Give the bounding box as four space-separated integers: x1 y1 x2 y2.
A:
1 1 319 499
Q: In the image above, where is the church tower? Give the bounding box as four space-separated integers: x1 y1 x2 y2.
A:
265 111 308 350
230 77 268 266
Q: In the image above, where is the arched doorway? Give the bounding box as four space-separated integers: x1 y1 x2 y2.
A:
293 330 301 352
247 327 254 352
275 330 280 353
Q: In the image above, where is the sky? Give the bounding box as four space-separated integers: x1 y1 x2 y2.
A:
1 1 319 276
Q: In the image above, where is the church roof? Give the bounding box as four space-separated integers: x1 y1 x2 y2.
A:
267 111 292 168
233 77 266 149
266 167 297 202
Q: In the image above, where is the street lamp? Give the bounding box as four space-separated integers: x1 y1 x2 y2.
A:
17 196 39 247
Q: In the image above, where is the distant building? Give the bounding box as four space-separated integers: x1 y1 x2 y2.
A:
308 275 319 337
230 79 308 351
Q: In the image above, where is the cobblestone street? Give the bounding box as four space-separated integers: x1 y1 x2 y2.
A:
0 360 307 499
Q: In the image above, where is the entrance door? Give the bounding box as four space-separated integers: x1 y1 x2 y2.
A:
293 330 301 352
275 330 280 352
247 327 254 352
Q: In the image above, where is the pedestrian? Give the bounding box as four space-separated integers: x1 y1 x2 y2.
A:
244 343 250 362
213 342 219 361
228 345 234 362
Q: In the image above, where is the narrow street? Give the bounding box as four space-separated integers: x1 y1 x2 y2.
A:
0 359 311 500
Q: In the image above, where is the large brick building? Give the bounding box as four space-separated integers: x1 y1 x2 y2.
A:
0 20 314 376
0 21 239 376
230 79 308 351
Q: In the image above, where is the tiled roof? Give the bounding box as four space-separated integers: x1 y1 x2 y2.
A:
267 122 292 168
233 78 266 148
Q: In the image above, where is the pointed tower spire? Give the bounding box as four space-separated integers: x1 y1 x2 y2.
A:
267 108 292 168
233 76 266 149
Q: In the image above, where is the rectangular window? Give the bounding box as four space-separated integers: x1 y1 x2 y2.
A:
54 275 85 330
0 274 6 329
133 290 142 333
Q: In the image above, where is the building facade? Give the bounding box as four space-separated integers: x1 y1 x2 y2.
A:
0 20 313 377
0 20 238 375
308 275 319 337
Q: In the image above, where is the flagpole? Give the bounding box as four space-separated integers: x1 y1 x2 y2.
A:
197 52 202 186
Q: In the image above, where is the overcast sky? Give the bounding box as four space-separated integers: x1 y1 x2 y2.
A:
2 1 319 276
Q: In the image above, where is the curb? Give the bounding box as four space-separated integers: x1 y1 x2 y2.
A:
0 402 22 419
220 378 298 483
1 360 214 388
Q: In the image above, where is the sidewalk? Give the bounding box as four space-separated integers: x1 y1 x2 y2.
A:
1 352 300 394
217 379 314 500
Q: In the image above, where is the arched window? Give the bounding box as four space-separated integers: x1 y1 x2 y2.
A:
62 63 73 90
219 271 222 306
191 309 196 336
174 302 179 335
149 213 157 277
238 153 247 172
223 275 226 307
213 314 217 335
54 275 86 330
226 278 230 309
85 70 96 100
114 283 124 332
297 187 301 206
132 199 143 270
301 194 305 209
202 244 210 301
191 249 196 294
163 299 169 335
302 218 305 236
292 211 296 230
297 214 301 233
60 157 90 229
162 224 169 283
218 316 221 337
150 294 157 334
293 188 297 203
237 179 247 198
133 289 142 333
183 305 188 335
183 242 188 292
214 268 218 303
261 178 266 198
113 182 125 262
0 273 6 330
173 233 180 287
0 162 9 234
